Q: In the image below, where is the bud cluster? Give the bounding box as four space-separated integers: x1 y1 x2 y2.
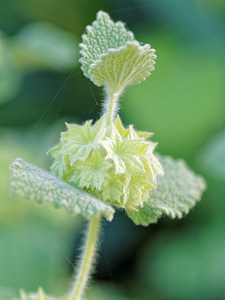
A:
49 115 163 210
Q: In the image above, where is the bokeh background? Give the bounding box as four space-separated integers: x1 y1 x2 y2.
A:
0 0 225 299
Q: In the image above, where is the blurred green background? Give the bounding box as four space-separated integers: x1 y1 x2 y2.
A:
0 0 225 299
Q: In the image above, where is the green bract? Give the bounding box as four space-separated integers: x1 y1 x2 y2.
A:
49 115 164 210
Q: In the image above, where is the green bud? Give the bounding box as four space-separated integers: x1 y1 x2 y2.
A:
49 115 164 211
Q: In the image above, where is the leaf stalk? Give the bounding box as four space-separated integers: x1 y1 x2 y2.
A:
104 89 122 127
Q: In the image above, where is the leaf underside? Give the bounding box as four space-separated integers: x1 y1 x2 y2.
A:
9 158 115 221
127 155 206 226
80 10 134 78
89 41 156 91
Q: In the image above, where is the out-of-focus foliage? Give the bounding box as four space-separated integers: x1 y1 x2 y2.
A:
0 217 74 293
0 286 19 300
122 33 225 159
136 0 225 43
192 129 225 221
86 283 130 300
4 0 105 36
139 221 225 300
0 0 224 299
0 33 21 104
0 22 77 103
12 22 78 71
199 129 225 181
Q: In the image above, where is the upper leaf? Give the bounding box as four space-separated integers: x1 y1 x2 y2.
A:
89 41 156 92
80 11 134 78
9 158 115 221
127 155 206 226
79 11 156 92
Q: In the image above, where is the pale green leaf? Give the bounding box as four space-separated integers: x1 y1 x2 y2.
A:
127 155 206 226
89 41 156 92
9 158 115 221
80 11 134 78
61 116 106 164
79 11 156 91
75 150 112 191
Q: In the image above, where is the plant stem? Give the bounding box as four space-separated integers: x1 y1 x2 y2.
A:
104 90 121 127
69 216 101 300
69 85 120 300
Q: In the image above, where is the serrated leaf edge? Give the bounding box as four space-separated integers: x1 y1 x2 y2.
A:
9 158 115 221
127 156 207 226
79 10 134 78
150 158 206 220
87 40 156 88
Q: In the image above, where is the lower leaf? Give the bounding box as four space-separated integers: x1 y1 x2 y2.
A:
9 158 115 221
127 155 206 226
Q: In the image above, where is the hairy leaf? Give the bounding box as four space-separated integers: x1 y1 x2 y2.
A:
9 158 115 221
89 41 156 92
127 156 206 226
80 11 156 92
80 11 133 78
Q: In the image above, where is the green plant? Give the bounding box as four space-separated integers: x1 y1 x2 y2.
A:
9 11 206 300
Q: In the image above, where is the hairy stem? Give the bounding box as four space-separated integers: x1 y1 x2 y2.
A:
69 216 101 300
104 89 121 127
